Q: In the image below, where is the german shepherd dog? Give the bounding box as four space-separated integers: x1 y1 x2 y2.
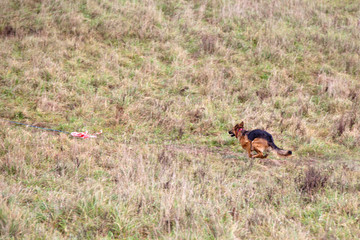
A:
228 121 292 158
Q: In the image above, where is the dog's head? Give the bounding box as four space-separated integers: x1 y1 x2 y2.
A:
228 121 244 138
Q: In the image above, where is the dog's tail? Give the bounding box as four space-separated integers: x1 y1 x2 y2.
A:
268 141 292 157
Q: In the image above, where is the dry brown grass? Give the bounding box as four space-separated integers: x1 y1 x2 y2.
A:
0 0 360 238
1 121 360 239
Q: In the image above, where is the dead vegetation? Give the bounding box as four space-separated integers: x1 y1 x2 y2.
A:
0 0 360 238
296 167 329 196
1 121 360 238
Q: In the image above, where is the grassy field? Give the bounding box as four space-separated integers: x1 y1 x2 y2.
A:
0 0 360 239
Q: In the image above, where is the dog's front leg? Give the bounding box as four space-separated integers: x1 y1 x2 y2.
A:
246 143 252 158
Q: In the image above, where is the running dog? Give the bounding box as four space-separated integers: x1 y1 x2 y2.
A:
228 121 292 158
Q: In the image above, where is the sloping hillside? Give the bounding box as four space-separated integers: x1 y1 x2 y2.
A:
0 0 359 238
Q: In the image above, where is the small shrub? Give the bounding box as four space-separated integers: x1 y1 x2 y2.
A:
158 149 171 167
201 34 218 54
0 25 15 37
296 167 329 195
187 108 204 123
336 114 346 137
256 89 271 101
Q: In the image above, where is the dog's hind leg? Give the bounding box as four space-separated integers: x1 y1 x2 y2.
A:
251 139 268 158
252 149 268 158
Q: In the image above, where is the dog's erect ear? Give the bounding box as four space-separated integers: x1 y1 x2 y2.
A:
234 122 244 130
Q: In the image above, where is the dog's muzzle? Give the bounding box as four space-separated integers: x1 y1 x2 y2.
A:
228 131 235 137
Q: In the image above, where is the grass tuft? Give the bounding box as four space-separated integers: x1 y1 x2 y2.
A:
296 167 329 196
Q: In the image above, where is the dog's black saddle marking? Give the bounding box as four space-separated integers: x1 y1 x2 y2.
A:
247 129 276 146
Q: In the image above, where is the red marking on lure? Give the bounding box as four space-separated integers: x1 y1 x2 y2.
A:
71 130 102 139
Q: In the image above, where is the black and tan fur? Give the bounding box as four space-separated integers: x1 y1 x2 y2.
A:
229 121 292 158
